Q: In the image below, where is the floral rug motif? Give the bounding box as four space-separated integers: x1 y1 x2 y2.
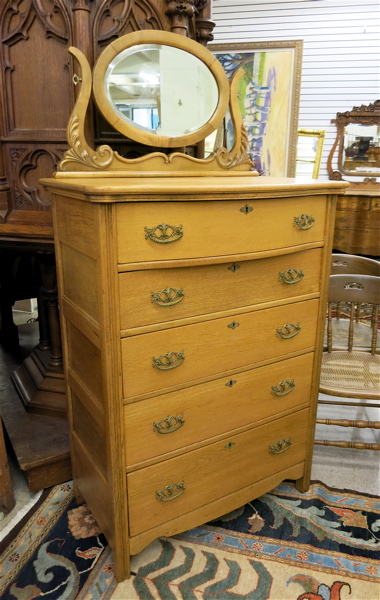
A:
0 481 379 600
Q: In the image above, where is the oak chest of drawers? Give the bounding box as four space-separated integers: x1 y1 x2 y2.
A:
333 189 380 256
45 175 347 581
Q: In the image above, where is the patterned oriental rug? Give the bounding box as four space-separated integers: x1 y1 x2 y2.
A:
0 481 379 600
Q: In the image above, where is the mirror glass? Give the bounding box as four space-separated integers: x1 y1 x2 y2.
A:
105 44 219 138
342 123 380 175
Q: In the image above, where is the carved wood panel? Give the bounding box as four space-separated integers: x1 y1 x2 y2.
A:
0 0 73 235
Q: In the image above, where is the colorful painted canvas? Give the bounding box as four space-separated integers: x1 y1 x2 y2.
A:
211 41 303 177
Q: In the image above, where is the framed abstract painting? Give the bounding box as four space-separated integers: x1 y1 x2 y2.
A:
209 40 303 177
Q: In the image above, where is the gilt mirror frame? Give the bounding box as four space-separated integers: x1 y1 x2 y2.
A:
296 129 325 179
327 100 380 188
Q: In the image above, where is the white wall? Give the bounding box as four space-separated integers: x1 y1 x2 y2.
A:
211 0 380 179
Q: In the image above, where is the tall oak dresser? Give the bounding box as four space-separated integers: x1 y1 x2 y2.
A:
41 30 348 581
43 175 347 581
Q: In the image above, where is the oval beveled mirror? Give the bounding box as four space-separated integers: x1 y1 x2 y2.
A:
93 31 229 148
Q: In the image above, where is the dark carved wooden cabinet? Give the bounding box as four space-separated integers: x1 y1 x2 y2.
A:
0 0 214 491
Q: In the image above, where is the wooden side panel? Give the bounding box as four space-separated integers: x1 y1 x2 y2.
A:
53 195 127 579
61 244 99 322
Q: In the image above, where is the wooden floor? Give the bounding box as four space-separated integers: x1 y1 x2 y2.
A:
0 321 71 492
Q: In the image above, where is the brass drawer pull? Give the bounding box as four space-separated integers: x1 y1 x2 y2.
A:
228 321 240 330
344 282 364 290
279 268 304 285
145 223 183 244
151 287 185 307
269 438 292 454
272 379 295 396
240 204 253 215
294 214 315 230
225 379 237 387
152 350 185 371
153 415 185 434
276 323 301 339
156 481 185 502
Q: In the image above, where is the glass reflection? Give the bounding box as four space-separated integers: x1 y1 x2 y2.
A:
105 44 219 138
343 123 380 174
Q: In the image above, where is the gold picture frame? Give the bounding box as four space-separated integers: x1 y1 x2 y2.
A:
296 129 326 179
209 40 303 177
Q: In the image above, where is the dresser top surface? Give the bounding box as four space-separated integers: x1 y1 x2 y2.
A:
41 175 349 202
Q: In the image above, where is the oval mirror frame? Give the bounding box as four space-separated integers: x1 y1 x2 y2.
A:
93 31 229 149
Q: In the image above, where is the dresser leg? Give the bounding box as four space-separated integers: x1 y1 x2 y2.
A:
295 473 311 493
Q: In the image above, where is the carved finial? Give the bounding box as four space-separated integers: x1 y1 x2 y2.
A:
195 17 215 46
165 0 196 35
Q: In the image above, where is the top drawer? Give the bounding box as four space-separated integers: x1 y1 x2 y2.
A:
116 197 327 264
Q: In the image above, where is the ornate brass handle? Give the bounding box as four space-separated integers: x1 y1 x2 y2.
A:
279 269 304 285
153 415 185 434
276 323 301 339
151 287 185 307
269 438 292 454
145 223 183 244
294 214 315 230
152 351 185 370
156 481 185 502
272 379 295 396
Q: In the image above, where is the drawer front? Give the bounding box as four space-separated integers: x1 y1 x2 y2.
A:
127 409 309 536
124 353 314 466
121 299 319 398
336 196 371 211
335 210 380 229
119 248 322 330
116 197 327 264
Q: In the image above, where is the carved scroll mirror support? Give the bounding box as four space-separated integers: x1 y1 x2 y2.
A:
55 31 255 178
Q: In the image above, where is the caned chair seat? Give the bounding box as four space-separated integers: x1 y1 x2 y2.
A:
316 269 380 451
320 351 380 399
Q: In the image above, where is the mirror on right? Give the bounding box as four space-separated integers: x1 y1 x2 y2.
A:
327 100 380 187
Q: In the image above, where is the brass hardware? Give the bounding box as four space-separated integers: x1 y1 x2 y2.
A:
152 350 185 370
279 269 304 285
294 214 315 230
336 235 345 240
151 287 185 307
332 260 348 267
153 415 185 434
276 323 301 339
72 73 82 85
228 263 241 273
156 481 185 502
240 204 253 215
225 379 237 387
269 438 292 454
344 282 365 290
224 442 236 449
272 380 295 396
228 321 240 330
338 217 346 222
145 223 183 244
